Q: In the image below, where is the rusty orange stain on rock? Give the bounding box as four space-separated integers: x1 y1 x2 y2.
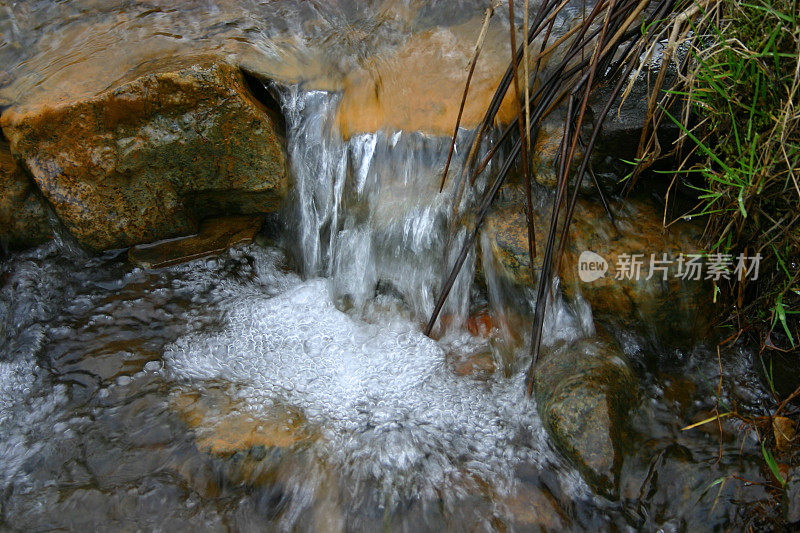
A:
336 17 528 138
1 57 289 252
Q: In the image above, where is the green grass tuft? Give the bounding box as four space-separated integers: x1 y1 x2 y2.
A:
671 0 799 346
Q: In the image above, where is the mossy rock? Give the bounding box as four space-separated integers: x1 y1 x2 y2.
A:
534 337 636 497
1 57 289 251
482 189 713 347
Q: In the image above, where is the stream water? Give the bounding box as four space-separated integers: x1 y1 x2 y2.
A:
0 1 782 531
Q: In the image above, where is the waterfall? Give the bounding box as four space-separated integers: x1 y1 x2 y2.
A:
279 86 476 326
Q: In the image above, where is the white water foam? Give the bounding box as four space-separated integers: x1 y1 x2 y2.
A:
164 247 589 509
0 247 72 489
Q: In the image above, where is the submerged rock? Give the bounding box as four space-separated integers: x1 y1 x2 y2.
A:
173 388 315 456
534 337 636 496
1 58 289 251
172 387 317 488
504 481 572 530
786 468 800 524
0 143 51 249
482 190 711 346
128 215 263 269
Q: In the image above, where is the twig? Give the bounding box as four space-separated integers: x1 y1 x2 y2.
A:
439 4 496 193
508 0 538 267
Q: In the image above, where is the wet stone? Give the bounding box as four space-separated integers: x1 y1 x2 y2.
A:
786 468 800 524
171 388 316 457
483 189 712 347
1 58 289 251
128 215 264 269
504 481 572 530
619 443 714 530
335 15 519 137
534 336 636 496
449 350 497 378
0 142 51 249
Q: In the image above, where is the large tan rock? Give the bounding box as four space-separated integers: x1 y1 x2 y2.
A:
0 142 51 249
1 58 289 251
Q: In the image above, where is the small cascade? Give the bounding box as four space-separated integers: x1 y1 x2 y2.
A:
156 86 600 520
279 86 477 326
0 1 783 529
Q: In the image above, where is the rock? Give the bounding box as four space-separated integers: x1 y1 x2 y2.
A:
523 59 682 193
618 443 723 530
534 337 636 496
336 16 519 137
773 417 796 452
786 468 800 524
482 189 712 345
172 387 316 487
172 388 315 456
449 349 496 378
589 60 681 139
1 58 289 251
529 114 590 190
503 481 571 530
128 215 263 269
465 311 501 337
0 142 51 249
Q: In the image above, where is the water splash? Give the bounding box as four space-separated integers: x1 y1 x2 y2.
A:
163 245 589 520
160 86 598 521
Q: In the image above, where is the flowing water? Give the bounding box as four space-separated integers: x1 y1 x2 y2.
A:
0 1 782 531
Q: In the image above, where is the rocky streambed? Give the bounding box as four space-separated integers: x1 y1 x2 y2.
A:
0 1 791 531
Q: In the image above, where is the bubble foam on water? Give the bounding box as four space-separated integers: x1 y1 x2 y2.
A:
164 254 587 505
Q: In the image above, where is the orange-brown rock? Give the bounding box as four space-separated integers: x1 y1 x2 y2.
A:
482 190 712 344
1 58 289 251
128 215 263 269
172 387 318 488
336 17 522 137
0 142 51 249
466 311 501 337
172 388 315 456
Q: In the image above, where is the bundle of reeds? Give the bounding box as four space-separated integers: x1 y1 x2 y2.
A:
424 0 707 393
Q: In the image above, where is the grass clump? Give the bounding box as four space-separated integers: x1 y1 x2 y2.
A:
670 0 799 347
